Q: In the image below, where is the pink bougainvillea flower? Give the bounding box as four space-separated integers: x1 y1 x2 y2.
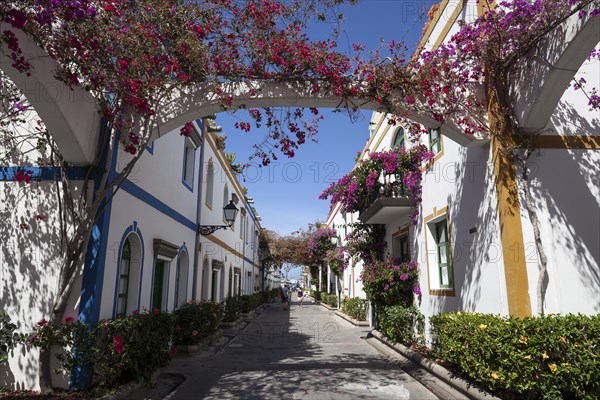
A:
113 335 125 354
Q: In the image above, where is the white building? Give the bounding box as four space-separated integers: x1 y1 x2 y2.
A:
326 0 600 338
0 114 264 389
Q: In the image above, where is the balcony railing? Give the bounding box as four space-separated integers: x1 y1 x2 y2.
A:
358 177 415 224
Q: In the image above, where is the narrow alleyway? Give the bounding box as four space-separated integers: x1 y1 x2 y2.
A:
133 295 463 399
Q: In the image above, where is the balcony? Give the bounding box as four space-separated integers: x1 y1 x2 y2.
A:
358 183 415 224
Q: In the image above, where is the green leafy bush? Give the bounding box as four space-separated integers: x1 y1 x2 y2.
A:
430 313 600 399
310 290 321 301
321 293 338 308
93 308 174 388
173 301 223 345
378 305 424 346
341 298 368 321
1 311 19 364
29 309 174 388
223 295 241 322
239 294 261 314
29 317 95 375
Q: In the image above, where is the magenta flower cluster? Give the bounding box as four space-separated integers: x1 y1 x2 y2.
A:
360 259 420 307
320 145 433 217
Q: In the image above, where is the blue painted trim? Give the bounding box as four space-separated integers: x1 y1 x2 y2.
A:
0 166 91 181
120 180 197 231
74 120 116 389
244 257 254 266
145 142 154 155
181 138 195 193
78 121 117 326
111 222 145 318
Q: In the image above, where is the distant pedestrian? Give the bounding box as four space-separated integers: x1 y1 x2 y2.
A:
297 288 304 308
281 285 289 310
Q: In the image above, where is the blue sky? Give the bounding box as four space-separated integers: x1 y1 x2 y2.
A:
221 0 436 236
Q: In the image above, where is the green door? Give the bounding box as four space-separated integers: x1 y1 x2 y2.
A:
152 260 165 310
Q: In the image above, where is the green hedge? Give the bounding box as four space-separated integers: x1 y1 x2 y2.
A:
310 290 321 301
94 309 174 388
378 305 424 346
430 313 600 399
239 294 262 313
223 295 241 322
341 298 368 321
321 293 338 308
173 301 223 345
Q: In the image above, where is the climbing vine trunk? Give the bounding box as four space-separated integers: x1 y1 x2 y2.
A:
519 151 549 315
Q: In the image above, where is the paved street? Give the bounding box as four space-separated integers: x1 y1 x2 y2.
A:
137 295 461 400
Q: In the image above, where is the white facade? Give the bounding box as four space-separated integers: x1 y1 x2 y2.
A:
324 0 600 342
198 127 262 302
1 115 264 389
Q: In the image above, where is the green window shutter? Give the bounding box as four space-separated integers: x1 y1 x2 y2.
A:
435 219 452 288
152 261 165 310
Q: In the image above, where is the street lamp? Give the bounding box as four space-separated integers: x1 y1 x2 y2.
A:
198 200 239 235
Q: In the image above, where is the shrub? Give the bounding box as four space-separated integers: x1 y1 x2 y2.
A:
223 295 241 322
341 298 368 321
361 259 419 308
321 293 338 308
239 294 259 314
93 308 174 388
28 317 95 374
29 309 174 388
172 301 223 345
310 290 321 301
1 311 19 364
378 305 424 346
430 313 600 399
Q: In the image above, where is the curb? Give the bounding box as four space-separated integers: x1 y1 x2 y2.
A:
334 310 370 327
319 303 338 311
99 368 165 400
370 330 500 400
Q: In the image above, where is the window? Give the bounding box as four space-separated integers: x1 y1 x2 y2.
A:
428 128 441 155
223 186 229 209
116 239 132 316
211 269 219 302
174 252 188 308
240 213 245 240
152 239 179 311
182 138 195 189
152 259 169 311
115 233 142 317
392 127 405 150
205 161 214 208
435 219 452 288
392 234 410 263
202 258 210 301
